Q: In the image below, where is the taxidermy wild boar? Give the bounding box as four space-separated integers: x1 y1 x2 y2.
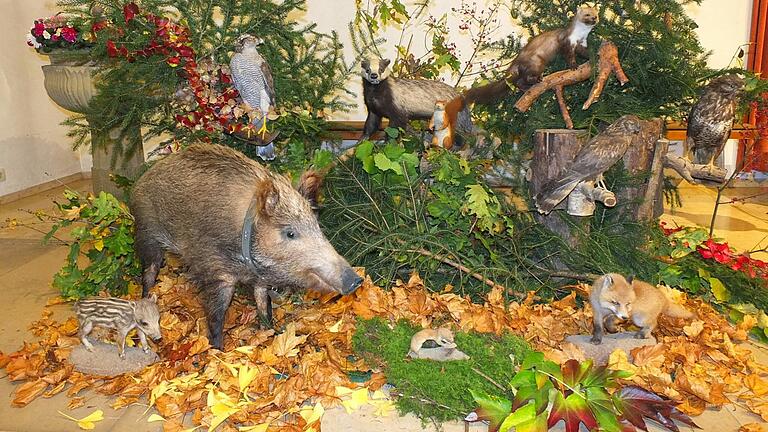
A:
130 144 363 349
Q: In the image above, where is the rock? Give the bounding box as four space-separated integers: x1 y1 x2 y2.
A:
69 341 159 376
410 347 470 361
566 333 657 365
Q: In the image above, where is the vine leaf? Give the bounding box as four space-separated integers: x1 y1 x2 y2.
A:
612 386 700 432
547 391 598 432
469 389 512 432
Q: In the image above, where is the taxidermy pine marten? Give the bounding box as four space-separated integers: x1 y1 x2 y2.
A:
460 6 599 107
359 58 476 142
428 100 458 150
589 273 695 345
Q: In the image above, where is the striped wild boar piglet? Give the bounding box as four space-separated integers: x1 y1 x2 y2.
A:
130 144 363 349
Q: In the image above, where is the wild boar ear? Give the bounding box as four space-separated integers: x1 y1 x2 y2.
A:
148 293 158 303
256 179 280 217
297 171 324 209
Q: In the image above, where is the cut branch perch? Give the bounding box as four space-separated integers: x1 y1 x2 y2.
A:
663 154 727 184
515 41 629 125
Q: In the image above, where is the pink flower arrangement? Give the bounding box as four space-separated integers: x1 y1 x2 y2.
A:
27 15 90 53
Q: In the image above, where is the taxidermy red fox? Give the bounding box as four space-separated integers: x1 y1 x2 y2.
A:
589 273 694 345
460 6 599 107
428 100 458 150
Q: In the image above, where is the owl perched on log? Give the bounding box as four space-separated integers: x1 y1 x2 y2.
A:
534 115 642 214
685 74 745 167
230 34 277 161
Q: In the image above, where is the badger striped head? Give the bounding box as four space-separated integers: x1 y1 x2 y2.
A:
361 58 391 84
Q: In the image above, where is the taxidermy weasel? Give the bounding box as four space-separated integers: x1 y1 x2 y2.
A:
460 6 599 107
408 327 457 358
590 273 694 345
359 58 476 142
428 100 457 150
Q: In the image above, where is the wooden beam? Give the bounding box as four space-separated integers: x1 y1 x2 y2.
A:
324 120 757 142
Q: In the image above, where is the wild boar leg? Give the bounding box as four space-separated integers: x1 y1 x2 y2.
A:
202 281 236 350
253 287 273 327
135 227 165 297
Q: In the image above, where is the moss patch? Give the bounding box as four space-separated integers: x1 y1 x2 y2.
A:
352 318 530 422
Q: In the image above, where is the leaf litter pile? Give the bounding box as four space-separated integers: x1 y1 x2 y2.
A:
2 266 768 431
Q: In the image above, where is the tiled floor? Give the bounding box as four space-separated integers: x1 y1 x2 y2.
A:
0 180 767 431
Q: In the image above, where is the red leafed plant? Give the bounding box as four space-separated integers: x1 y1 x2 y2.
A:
470 352 698 432
99 2 254 138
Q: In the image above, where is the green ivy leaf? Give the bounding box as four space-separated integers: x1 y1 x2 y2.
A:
373 153 403 175
469 389 512 432
708 277 730 302
499 401 535 432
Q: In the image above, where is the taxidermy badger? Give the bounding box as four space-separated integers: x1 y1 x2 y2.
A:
460 6 599 106
359 58 475 143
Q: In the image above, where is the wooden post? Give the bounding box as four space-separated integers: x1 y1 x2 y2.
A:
617 118 664 220
529 129 589 247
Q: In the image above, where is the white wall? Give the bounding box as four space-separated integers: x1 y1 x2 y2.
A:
0 0 84 196
0 0 755 197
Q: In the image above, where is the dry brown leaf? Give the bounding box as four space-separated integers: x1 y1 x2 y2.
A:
747 399 768 422
739 423 766 432
12 379 48 407
683 320 705 338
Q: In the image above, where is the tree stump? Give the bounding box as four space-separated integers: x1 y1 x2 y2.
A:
529 129 589 248
617 118 665 221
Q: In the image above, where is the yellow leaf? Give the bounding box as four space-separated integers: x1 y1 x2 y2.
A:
299 402 324 425
238 423 269 432
371 390 388 400
238 364 259 393
335 386 354 397
328 319 343 333
745 374 768 397
147 414 165 422
207 388 240 432
235 346 255 355
58 409 104 430
683 320 705 338
341 388 369 414
740 423 765 432
371 400 396 417
93 239 104 252
607 349 637 375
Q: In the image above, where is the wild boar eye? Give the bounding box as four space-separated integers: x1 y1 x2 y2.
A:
283 229 297 240
140 320 148 326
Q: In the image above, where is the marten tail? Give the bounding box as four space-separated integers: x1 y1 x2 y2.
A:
459 64 520 108
663 302 695 320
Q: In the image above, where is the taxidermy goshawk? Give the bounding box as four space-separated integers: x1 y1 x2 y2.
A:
685 74 745 168
230 34 277 161
534 115 643 214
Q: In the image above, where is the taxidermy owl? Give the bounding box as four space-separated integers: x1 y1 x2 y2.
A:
534 115 643 214
230 34 277 161
685 74 745 167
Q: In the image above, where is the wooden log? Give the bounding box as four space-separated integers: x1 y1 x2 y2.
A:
637 139 669 221
529 129 590 248
616 118 664 220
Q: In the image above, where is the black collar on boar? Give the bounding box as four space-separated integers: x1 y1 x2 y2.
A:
130 144 363 350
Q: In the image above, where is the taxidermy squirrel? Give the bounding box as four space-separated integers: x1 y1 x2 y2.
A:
589 273 695 345
408 327 457 358
359 58 476 143
428 100 458 150
459 6 599 107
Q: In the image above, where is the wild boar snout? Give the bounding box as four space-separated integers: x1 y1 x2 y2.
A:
341 267 363 294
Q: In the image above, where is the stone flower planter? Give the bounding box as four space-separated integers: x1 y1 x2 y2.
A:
41 50 144 199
